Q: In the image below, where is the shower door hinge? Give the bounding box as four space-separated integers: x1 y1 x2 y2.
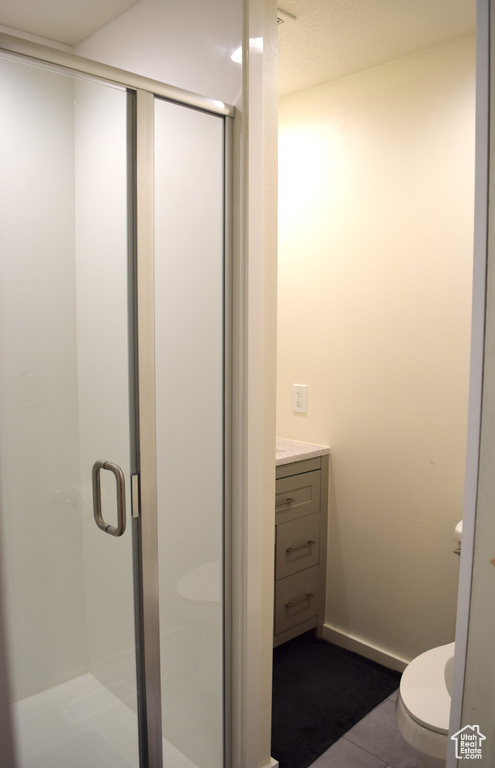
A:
131 474 140 519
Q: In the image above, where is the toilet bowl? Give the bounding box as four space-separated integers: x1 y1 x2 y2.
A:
396 642 454 768
176 561 222 697
176 560 221 623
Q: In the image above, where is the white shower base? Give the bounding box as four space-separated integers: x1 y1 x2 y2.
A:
14 673 197 768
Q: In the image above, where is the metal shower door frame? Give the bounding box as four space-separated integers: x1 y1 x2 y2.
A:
0 32 234 768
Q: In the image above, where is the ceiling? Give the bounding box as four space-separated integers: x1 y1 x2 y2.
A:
0 0 476 95
277 0 476 97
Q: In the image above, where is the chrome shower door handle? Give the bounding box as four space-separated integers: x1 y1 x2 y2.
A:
92 460 126 537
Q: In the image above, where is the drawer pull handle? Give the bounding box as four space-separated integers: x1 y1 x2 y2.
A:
276 497 296 508
286 540 316 554
285 592 315 608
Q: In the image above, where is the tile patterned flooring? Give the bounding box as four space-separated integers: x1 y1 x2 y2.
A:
308 690 421 768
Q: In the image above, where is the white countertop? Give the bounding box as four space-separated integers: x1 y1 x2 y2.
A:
276 437 330 466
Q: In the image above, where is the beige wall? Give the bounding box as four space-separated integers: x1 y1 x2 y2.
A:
277 34 476 664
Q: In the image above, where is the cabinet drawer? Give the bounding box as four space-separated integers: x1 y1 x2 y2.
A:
275 513 320 580
274 566 319 635
275 470 320 524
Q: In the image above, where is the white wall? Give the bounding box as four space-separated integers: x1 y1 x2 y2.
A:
239 2 278 767
0 59 87 699
277 35 476 664
76 0 242 108
456 2 495 756
73 77 136 695
0 58 137 706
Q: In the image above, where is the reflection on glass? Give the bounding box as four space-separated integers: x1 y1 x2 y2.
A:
154 97 225 768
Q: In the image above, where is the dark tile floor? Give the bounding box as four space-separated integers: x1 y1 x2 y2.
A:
308 690 420 768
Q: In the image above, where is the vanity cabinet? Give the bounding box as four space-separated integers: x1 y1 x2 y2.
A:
274 453 329 647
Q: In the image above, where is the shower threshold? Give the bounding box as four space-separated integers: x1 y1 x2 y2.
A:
13 672 196 768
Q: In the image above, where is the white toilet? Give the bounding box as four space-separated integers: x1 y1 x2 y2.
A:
396 642 454 768
395 522 462 767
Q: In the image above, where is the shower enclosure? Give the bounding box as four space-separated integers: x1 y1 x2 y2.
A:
0 34 232 768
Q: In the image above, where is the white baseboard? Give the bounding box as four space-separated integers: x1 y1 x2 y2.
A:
266 759 279 768
321 623 408 673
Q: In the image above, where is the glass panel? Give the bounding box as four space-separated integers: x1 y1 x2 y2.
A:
154 98 225 768
0 56 139 767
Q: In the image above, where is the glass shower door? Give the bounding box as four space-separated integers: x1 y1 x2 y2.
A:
0 56 139 767
154 98 226 768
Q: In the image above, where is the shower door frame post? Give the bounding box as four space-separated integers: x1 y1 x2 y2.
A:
0 32 235 768
223 112 234 768
132 86 163 768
